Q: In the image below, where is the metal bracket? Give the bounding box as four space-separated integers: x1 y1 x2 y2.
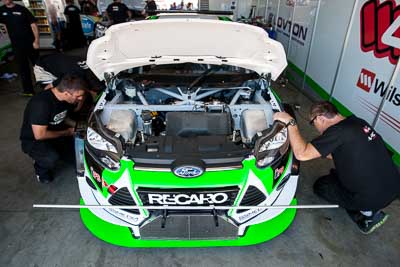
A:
161 206 168 228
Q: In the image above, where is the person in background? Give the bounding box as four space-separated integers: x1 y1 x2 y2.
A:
0 0 39 96
64 0 86 49
20 74 87 183
186 2 193 10
80 0 99 16
105 0 131 25
273 101 400 234
47 2 63 51
170 2 177 10
178 1 185 10
145 0 157 16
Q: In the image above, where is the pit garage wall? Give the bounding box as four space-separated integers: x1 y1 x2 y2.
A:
263 0 400 166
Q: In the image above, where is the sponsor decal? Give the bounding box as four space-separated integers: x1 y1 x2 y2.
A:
363 125 371 134
90 166 101 183
109 207 140 222
173 166 203 178
361 125 377 141
81 16 95 36
50 110 67 125
274 166 285 180
357 68 376 92
148 193 229 205
276 16 308 45
12 12 21 15
356 68 400 106
238 207 264 221
2 12 7 16
360 0 400 64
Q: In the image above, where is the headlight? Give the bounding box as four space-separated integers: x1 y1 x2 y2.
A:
87 127 118 153
254 121 289 168
85 111 124 170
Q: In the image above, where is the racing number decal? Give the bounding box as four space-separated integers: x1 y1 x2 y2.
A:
361 0 400 64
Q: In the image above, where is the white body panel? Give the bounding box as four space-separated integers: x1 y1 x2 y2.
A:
86 19 287 81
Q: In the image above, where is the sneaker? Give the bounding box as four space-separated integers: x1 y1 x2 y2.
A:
36 174 54 184
357 211 389 234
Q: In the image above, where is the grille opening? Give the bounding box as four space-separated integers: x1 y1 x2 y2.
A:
237 186 266 213
108 187 140 214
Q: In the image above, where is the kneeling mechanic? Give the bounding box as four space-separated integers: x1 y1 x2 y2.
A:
20 74 87 183
273 101 400 234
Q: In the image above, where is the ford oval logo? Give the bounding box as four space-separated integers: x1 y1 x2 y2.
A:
173 166 204 178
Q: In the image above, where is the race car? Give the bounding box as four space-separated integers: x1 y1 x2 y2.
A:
79 17 299 247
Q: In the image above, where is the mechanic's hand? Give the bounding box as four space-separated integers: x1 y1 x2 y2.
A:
33 40 39 49
64 127 75 136
273 112 293 125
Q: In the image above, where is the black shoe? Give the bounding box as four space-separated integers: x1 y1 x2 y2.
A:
35 173 54 184
357 211 389 234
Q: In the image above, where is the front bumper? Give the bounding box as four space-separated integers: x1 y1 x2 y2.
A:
79 198 297 247
78 150 299 246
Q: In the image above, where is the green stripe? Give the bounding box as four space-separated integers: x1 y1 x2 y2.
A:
287 61 400 167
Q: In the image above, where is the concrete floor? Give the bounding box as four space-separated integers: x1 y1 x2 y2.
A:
0 49 399 267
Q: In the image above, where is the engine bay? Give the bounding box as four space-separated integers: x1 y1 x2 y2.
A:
91 64 285 165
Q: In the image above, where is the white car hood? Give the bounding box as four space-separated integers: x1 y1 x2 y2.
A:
87 19 287 81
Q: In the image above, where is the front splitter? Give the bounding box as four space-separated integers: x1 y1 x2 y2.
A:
79 198 297 247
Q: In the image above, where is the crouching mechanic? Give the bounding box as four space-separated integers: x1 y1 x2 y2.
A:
273 101 400 234
20 74 87 183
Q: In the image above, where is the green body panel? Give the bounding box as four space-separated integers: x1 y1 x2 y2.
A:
86 152 293 201
287 60 400 167
79 198 297 247
269 87 281 102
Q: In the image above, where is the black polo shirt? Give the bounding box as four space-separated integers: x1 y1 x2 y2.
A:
0 4 36 48
311 115 400 210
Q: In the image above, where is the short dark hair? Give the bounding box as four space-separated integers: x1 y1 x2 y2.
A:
57 74 88 93
310 101 339 119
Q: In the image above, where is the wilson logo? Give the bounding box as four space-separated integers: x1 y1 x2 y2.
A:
357 68 400 106
357 68 376 92
360 0 400 64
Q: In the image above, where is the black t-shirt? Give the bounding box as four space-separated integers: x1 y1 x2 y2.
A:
20 90 74 143
311 115 400 209
106 2 129 24
0 4 36 48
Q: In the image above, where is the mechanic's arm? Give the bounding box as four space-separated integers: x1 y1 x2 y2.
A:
31 23 40 49
273 112 321 161
32 125 74 140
